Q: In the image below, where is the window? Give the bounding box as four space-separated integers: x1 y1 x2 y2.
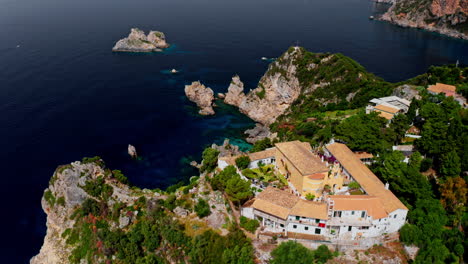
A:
280 224 284 227
394 214 397 219
315 219 320 224
293 225 297 229
361 226 369 230
334 211 341 217
351 211 355 215
295 216 300 221
361 211 365 218
305 226 309 231
348 226 352 231
315 228 321 234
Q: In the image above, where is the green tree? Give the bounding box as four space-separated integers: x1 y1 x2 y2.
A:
225 175 253 206
200 148 220 173
270 241 314 264
439 150 461 178
194 198 211 218
235 156 251 170
251 138 273 152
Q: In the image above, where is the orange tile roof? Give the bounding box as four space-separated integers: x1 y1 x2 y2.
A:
249 187 328 220
377 111 394 120
354 152 374 160
290 199 328 220
275 141 328 176
326 143 408 214
374 104 400 114
308 173 325 180
251 187 299 219
427 83 456 96
330 195 388 219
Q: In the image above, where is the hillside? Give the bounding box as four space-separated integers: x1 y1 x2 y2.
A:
381 0 468 39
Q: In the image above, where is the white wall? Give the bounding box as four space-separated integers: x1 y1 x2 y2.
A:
241 207 254 219
218 159 229 170
249 157 275 169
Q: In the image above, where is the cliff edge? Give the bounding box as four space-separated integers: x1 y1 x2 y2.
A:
381 0 468 39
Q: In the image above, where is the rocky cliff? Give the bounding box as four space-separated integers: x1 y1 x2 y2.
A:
31 156 235 263
185 81 216 115
224 47 303 125
224 47 392 127
112 28 169 52
381 0 468 39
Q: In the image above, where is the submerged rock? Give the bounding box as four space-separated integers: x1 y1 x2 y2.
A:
112 28 169 52
184 81 215 115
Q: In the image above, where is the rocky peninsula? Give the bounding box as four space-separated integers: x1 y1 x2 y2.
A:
185 81 215 115
112 28 169 52
380 0 468 40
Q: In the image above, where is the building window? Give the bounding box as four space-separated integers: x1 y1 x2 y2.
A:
315 219 320 224
394 214 397 219
361 211 365 218
305 226 309 231
334 211 341 217
295 216 300 221
351 211 355 215
315 228 321 234
293 225 297 229
361 226 369 230
280 224 284 227
348 226 352 232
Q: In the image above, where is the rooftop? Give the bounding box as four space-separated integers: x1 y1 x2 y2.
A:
325 143 408 214
428 83 456 96
249 187 328 220
219 147 276 166
275 141 328 176
329 195 388 219
374 104 400 114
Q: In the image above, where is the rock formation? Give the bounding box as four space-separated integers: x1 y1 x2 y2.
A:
223 47 303 125
112 28 169 52
380 0 468 40
184 81 215 115
128 144 137 158
244 123 277 144
30 160 137 264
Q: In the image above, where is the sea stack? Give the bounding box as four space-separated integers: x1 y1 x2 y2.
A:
128 144 137 158
184 81 215 115
112 28 169 52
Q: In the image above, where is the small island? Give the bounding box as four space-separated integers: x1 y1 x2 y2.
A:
184 81 215 115
112 28 169 52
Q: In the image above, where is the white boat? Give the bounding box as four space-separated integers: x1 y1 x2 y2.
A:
369 16 374 20
261 57 268 60
170 69 178 73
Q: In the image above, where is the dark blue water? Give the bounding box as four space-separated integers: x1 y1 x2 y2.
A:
1 0 467 262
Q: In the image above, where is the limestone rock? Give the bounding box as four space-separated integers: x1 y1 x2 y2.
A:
224 47 303 125
224 75 246 106
112 28 170 52
380 0 468 40
184 81 215 115
128 144 137 158
245 123 277 144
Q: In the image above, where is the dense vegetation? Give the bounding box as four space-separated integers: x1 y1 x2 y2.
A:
210 165 253 206
58 160 255 264
270 241 334 264
267 62 468 263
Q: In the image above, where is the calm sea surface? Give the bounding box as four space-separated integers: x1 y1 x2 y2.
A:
1 0 467 262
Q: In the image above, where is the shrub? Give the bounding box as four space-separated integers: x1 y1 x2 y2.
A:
112 170 129 185
305 193 315 201
56 196 66 207
348 181 360 190
235 156 251 170
239 216 260 233
420 158 433 172
194 198 211 218
44 190 56 206
200 148 220 173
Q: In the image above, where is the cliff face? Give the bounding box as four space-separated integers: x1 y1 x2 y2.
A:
31 156 235 264
224 47 303 125
224 47 391 126
381 0 468 39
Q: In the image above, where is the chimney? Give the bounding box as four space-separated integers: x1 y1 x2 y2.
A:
385 182 389 190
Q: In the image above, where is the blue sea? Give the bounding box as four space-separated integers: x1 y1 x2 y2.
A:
0 0 467 262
